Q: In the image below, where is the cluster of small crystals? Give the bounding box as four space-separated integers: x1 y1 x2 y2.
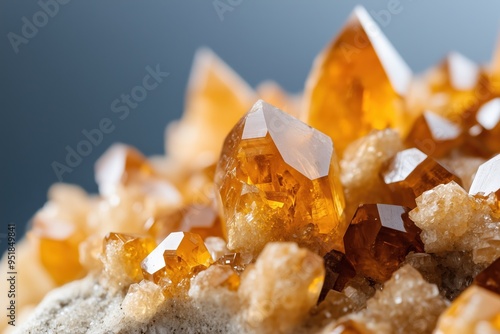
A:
4 4 500 334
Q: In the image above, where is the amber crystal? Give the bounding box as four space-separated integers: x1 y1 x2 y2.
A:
216 252 246 274
381 147 462 208
343 204 424 282
147 204 223 242
166 48 256 169
303 6 412 154
95 143 154 196
405 111 462 158
215 100 346 256
321 249 356 300
435 286 500 334
141 232 212 294
469 153 500 198
423 52 482 124
101 232 156 284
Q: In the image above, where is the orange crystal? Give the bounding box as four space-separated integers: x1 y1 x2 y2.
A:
381 148 462 208
215 100 346 256
343 204 424 282
95 143 154 196
405 111 462 158
303 5 412 155
147 204 223 242
473 257 500 295
141 232 212 293
102 232 156 283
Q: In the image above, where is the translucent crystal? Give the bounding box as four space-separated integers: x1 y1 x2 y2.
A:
435 286 500 334
31 184 91 285
100 233 156 289
121 280 165 322
141 232 212 295
238 242 324 333
474 257 500 295
166 48 256 170
341 129 403 221
95 143 154 197
405 111 462 158
303 6 412 154
215 100 346 256
321 249 356 300
381 148 462 208
343 204 424 282
440 152 485 192
189 264 240 296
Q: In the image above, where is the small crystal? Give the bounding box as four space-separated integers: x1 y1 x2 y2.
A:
101 233 156 288
381 148 462 208
141 232 212 295
474 257 500 295
405 111 462 158
215 100 346 256
343 204 424 282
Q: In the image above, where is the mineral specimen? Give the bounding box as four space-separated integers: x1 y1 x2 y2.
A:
215 99 346 256
469 153 500 198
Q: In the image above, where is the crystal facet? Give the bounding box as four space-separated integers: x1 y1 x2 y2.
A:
381 148 462 208
474 257 500 295
343 204 424 282
141 232 212 295
215 100 346 256
303 6 412 154
405 111 462 158
469 154 500 198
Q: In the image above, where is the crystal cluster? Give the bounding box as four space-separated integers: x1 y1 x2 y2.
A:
5 5 500 334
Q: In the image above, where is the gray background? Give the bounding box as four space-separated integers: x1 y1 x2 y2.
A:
1 0 499 254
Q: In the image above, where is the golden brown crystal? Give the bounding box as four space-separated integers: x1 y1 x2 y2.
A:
381 148 462 208
141 232 212 295
343 204 424 282
303 6 412 154
215 100 346 256
101 232 156 286
474 257 500 295
469 153 500 198
405 111 462 158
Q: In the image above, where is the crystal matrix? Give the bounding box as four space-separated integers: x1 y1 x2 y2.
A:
215 100 346 256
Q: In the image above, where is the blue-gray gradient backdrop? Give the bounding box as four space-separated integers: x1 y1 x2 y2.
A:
1 0 499 253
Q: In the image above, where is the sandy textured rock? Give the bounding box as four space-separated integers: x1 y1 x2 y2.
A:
17 275 244 334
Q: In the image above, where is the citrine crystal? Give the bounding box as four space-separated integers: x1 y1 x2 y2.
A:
435 286 500 334
141 232 212 294
469 153 500 198
321 249 356 300
215 100 346 256
343 204 423 282
166 48 256 169
101 232 156 286
303 5 412 154
381 148 462 208
423 52 482 124
239 242 325 333
405 111 462 158
95 143 154 196
31 184 90 285
147 204 223 242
